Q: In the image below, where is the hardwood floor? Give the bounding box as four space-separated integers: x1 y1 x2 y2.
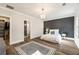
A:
5 38 79 55
6 37 32 55
34 39 79 55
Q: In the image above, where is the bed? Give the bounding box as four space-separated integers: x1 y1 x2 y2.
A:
40 29 62 44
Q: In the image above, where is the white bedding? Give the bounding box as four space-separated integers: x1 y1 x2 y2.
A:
40 34 62 44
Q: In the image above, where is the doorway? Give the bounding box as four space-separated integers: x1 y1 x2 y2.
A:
0 16 10 46
24 20 30 41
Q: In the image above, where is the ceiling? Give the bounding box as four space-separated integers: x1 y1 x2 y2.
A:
0 3 78 20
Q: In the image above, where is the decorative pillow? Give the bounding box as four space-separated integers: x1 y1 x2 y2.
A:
50 31 55 34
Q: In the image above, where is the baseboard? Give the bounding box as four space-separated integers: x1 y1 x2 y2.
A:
74 39 79 48
62 37 74 40
10 40 24 45
31 36 40 40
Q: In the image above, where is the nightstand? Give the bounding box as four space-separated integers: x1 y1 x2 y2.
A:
62 37 66 40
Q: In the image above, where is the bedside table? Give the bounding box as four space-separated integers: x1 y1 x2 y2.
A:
62 37 66 40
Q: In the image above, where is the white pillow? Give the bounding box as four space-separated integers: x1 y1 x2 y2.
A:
49 29 59 35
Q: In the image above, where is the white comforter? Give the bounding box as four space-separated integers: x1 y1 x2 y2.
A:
41 34 62 44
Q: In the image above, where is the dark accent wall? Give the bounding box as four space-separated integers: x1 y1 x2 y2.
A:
44 16 74 38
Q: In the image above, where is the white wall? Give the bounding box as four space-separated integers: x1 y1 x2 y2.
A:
29 16 43 39
10 11 26 44
0 6 43 44
46 10 75 21
22 13 43 39
74 16 79 39
74 6 79 48
0 6 26 45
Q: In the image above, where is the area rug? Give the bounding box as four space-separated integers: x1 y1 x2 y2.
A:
15 41 56 55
